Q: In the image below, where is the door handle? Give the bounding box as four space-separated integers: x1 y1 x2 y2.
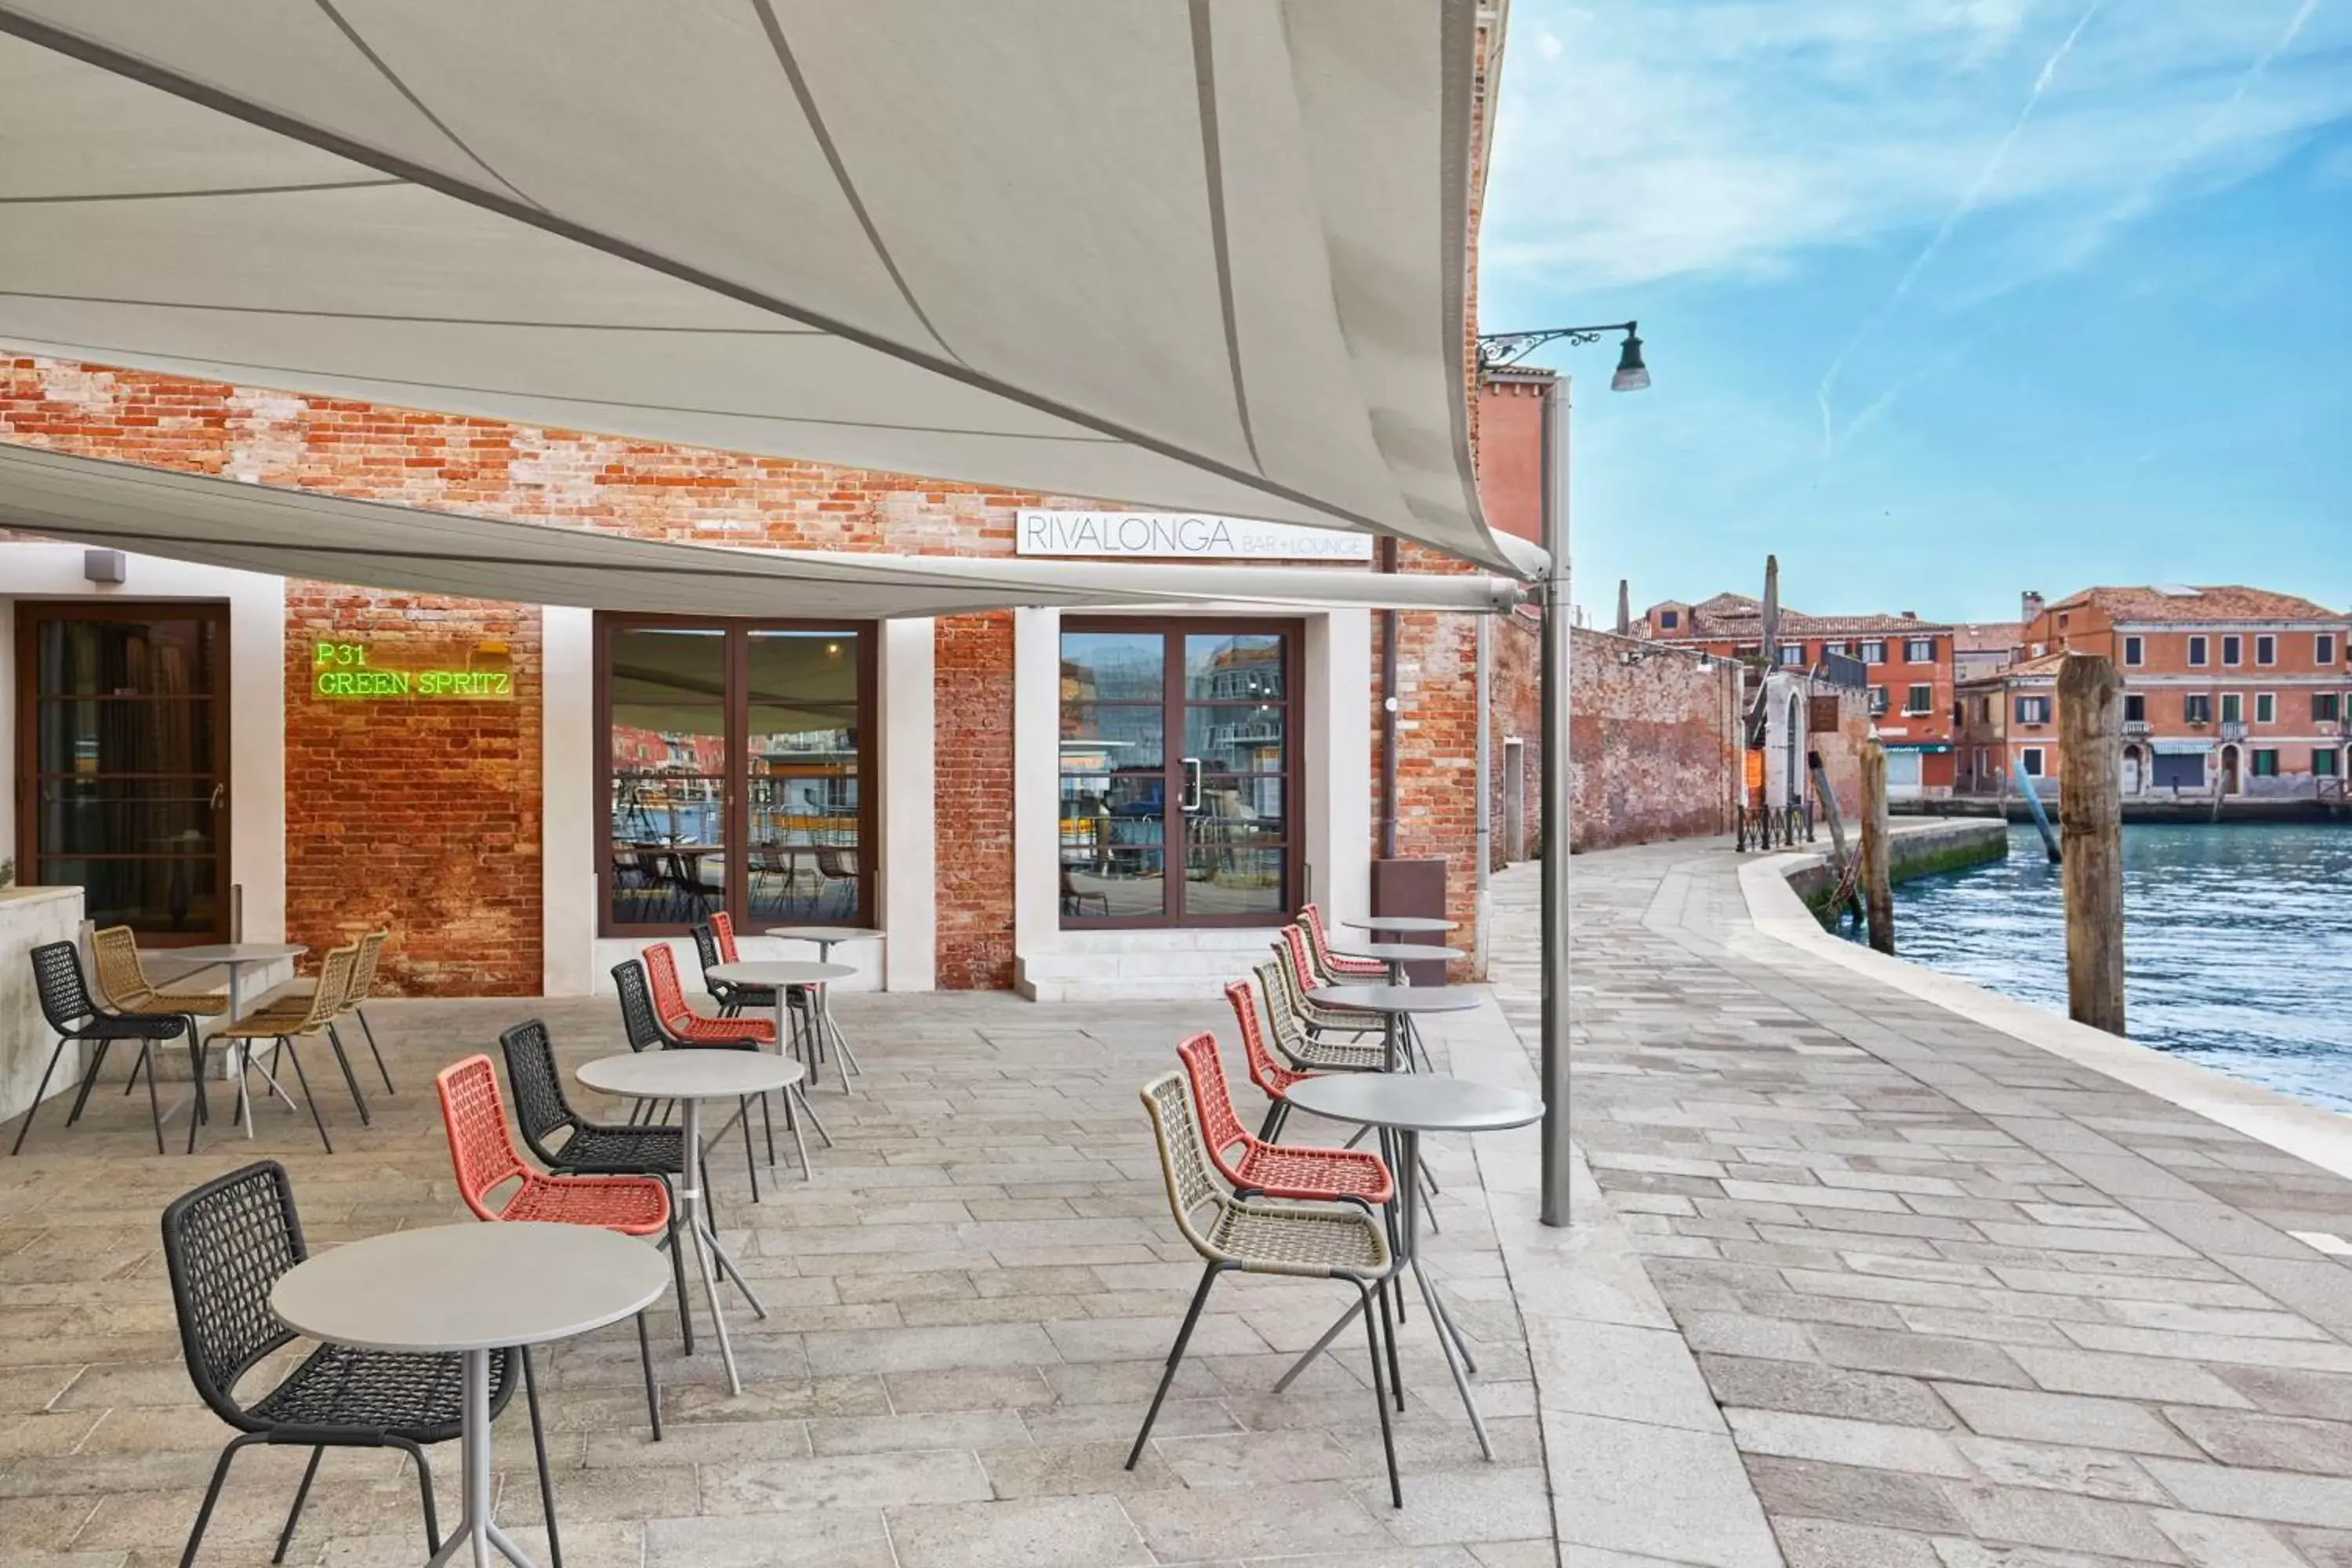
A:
208 782 227 811
1180 757 1203 814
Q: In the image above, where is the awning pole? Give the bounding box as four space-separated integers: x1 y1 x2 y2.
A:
1539 378 1574 1227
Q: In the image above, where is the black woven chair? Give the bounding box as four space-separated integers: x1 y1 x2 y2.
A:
13 940 198 1157
610 959 786 1189
688 922 773 1019
162 1161 566 1568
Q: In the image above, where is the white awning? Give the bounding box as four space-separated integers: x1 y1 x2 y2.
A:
0 444 1526 619
0 1 1523 573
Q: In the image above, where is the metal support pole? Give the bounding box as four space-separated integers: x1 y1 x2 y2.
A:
1474 614 1493 978
1539 379 1574 1228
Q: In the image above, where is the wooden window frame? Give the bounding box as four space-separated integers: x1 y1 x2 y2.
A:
593 613 877 939
1058 616 1305 931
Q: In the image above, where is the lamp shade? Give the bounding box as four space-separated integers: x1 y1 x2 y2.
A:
1611 331 1651 393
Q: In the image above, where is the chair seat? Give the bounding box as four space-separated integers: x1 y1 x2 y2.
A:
557 1123 685 1174
499 1173 671 1236
77 1011 190 1040
214 1010 320 1040
247 1341 498 1442
1234 1142 1394 1204
124 989 230 1016
1207 1200 1389 1277
667 1014 774 1045
1283 1036 1386 1073
1325 956 1388 979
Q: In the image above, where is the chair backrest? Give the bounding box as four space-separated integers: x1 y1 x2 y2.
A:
436 1054 532 1219
1297 903 1339 978
689 922 725 985
88 925 153 1010
641 944 695 1029
160 1160 303 1428
1255 958 1313 1061
817 846 851 878
340 930 389 1009
1174 1033 1254 1185
1269 930 1320 1017
1224 978 1298 1097
28 941 99 1032
1138 1069 1228 1261
611 959 669 1053
290 944 361 1030
498 1019 579 1167
710 910 741 963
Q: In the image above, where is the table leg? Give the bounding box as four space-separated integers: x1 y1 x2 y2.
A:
423 1347 532 1568
677 1097 771 1396
815 985 855 1094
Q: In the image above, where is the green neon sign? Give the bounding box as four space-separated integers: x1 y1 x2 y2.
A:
313 642 514 700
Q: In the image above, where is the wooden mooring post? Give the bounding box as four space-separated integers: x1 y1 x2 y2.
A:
1860 740 1894 954
2059 654 2126 1035
1809 749 1863 927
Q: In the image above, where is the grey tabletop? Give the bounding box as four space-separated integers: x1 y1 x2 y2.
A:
270 1222 667 1354
155 942 307 966
578 1051 804 1102
1307 984 1482 1014
1329 942 1463 964
706 960 857 987
1338 916 1459 935
1283 1073 1544 1134
763 927 884 945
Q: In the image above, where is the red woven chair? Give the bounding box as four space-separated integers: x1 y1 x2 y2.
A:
435 1054 670 1436
1299 904 1386 982
1225 978 1308 1142
644 944 773 1046
1276 927 1383 1038
1174 1033 1392 1207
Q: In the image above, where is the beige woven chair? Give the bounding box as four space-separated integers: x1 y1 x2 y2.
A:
88 925 230 1019
213 943 366 1152
271 930 394 1094
1127 1069 1402 1507
1254 961 1383 1074
1268 931 1384 1040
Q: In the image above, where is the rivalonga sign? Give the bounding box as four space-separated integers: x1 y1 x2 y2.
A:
312 642 514 699
1015 508 1374 561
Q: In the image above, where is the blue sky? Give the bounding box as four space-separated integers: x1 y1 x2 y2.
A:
1478 0 2352 625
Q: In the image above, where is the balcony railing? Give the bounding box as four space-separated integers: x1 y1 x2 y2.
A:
2122 719 2151 735
2219 720 2249 740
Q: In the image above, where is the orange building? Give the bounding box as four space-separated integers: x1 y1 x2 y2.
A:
1641 593 1958 797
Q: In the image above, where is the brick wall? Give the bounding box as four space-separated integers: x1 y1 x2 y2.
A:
933 614 1016 989
1567 630 1739 852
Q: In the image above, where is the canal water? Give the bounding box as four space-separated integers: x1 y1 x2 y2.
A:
1878 824 2352 1112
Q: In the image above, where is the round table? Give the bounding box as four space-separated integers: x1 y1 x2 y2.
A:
155 942 308 1136
761 929 881 1088
1339 915 1458 936
708 959 859 1094
577 1051 806 1396
1306 983 1480 1072
1276 1075 1543 1460
272 1222 666 1568
1328 941 1464 986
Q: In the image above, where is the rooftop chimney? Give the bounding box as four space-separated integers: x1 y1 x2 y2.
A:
1900 610 1917 620
1614 579 1632 637
2021 590 2045 624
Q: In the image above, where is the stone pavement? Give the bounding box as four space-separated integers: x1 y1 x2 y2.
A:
1489 837 2352 1568
0 985 1548 1567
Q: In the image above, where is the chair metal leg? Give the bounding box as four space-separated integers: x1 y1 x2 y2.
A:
357 1005 396 1092
1361 1282 1402 1508
1254 1100 1285 1142
739 1097 761 1203
1127 1262 1223 1468
1377 1273 1405 1413
66 1037 115 1125
760 1093 777 1168
666 1214 695 1355
180 1431 264 1568
140 1043 166 1156
124 1041 146 1094
281 1039 333 1153
521 1346 564 1568
634 1312 662 1442
273 1446 325 1563
9 1036 71 1156
324 1022 372 1124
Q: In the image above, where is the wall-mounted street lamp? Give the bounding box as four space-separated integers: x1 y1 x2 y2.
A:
1475 321 1650 393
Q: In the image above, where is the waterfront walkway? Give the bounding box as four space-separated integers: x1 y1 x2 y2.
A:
1487 838 2352 1566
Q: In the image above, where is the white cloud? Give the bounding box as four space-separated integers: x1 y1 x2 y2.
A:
1483 0 2352 292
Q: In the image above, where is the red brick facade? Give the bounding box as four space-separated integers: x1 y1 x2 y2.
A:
933 613 1017 989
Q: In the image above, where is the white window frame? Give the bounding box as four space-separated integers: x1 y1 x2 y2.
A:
2220 692 2243 724
2319 633 2338 666
2183 692 2212 724
2122 635 2143 667
2187 635 2209 667
1859 640 1886 664
1778 644 1806 668
2020 746 2045 778
1904 637 1934 663
2256 634 2276 667
1904 684 1932 715
2256 691 2275 725
2222 633 2242 667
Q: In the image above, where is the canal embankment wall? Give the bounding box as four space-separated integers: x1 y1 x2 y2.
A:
1898 795 2349 824
1780 817 2008 921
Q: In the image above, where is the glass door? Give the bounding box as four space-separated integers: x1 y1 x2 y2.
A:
15 603 230 942
1059 620 1298 927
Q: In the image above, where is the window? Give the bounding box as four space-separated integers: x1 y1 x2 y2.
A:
2256 634 2276 666
1778 644 1806 667
2222 634 2241 666
2187 635 2209 667
2317 693 2343 722
1867 686 1889 715
1824 641 1850 656
2020 747 2045 777
1659 609 1679 630
2183 693 2212 724
2123 635 2143 667
2256 693 2275 725
1859 640 1886 664
2319 749 2341 777
2220 693 2243 724
2252 749 2279 779
1904 684 1932 714
597 616 874 935
1904 637 1935 663
2015 695 2051 724
2319 633 2338 666
2124 693 2146 722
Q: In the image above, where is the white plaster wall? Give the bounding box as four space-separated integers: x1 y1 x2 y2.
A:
1011 607 1065 966
541 606 596 996
879 616 936 992
0 543 285 940
0 886 85 1126
1307 608 1372 926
